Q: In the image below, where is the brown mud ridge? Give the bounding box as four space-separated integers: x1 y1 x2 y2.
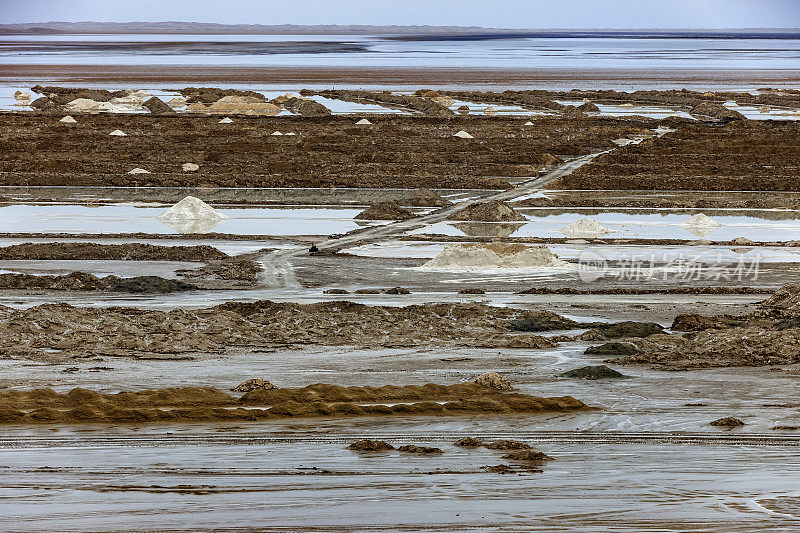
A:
354 201 414 221
553 121 800 191
0 302 586 360
518 287 773 295
0 114 654 189
450 200 527 222
0 272 197 293
436 88 800 116
0 242 226 261
404 234 800 248
605 285 800 369
306 89 454 117
0 383 587 425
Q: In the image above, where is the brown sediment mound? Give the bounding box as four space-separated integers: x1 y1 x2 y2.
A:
454 437 483 447
560 365 625 379
177 258 262 283
518 287 771 296
0 300 562 359
501 449 552 461
0 242 226 261
231 379 276 392
484 439 530 450
0 272 197 293
143 96 175 115
354 201 414 221
385 287 411 294
459 288 485 294
31 85 116 104
0 383 588 425
577 102 600 113
178 87 266 104
473 372 512 391
312 89 454 117
508 311 581 332
348 439 394 451
710 417 745 427
578 321 664 340
398 445 443 454
324 289 349 294
539 153 562 166
450 200 527 222
584 342 640 356
671 314 747 332
757 285 800 319
280 97 331 117
690 102 746 122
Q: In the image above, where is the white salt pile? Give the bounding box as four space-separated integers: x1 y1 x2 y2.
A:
682 213 722 228
109 130 127 137
218 117 234 124
182 163 199 172
421 242 569 271
285 132 297 136
13 90 30 101
271 131 283 136
356 118 372 125
524 121 534 126
560 218 613 237
157 196 228 222
169 97 186 106
484 106 498 116
59 116 77 124
453 131 474 139
127 168 150 175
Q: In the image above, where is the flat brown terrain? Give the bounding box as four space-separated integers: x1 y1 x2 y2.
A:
0 113 653 189
553 121 800 191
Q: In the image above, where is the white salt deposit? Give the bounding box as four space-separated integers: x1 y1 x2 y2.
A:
453 130 474 139
285 132 297 136
66 98 102 113
182 163 200 172
356 118 372 125
59 116 77 124
157 196 228 222
271 131 283 136
681 213 722 228
169 97 186 106
13 90 30 101
524 121 534 126
218 117 234 124
560 217 613 237
109 129 127 137
421 242 569 271
127 168 150 174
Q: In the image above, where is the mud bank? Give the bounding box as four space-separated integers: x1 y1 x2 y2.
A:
0 114 652 189
0 272 197 293
607 285 800 369
0 301 574 360
554 121 800 191
0 242 227 261
0 383 587 424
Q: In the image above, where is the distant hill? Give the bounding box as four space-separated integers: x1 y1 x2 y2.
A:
0 22 798 37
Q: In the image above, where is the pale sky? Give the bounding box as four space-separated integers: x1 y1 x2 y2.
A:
1 0 799 29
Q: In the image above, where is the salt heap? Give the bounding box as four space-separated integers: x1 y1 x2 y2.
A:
59 115 77 124
218 117 234 124
356 118 372 125
157 196 228 234
681 213 722 238
127 168 150 175
560 217 613 237
451 200 527 222
109 129 127 137
271 131 283 136
453 130 474 139
682 213 722 228
182 163 199 172
13 90 31 102
484 106 498 116
524 121 534 126
422 242 569 271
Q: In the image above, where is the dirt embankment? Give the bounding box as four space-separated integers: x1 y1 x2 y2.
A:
0 242 227 261
604 285 800 369
309 89 454 116
0 301 568 360
0 114 652 189
552 121 800 191
0 383 587 425
0 272 197 293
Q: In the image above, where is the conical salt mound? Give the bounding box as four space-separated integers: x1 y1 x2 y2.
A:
453 130 474 139
422 242 569 271
218 117 233 124
127 168 150 175
157 196 228 221
271 131 283 136
109 129 127 137
524 121 534 126
356 118 372 125
681 213 722 228
59 115 77 124
560 217 613 237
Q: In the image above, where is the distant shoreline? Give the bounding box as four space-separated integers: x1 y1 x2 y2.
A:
1 22 799 38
